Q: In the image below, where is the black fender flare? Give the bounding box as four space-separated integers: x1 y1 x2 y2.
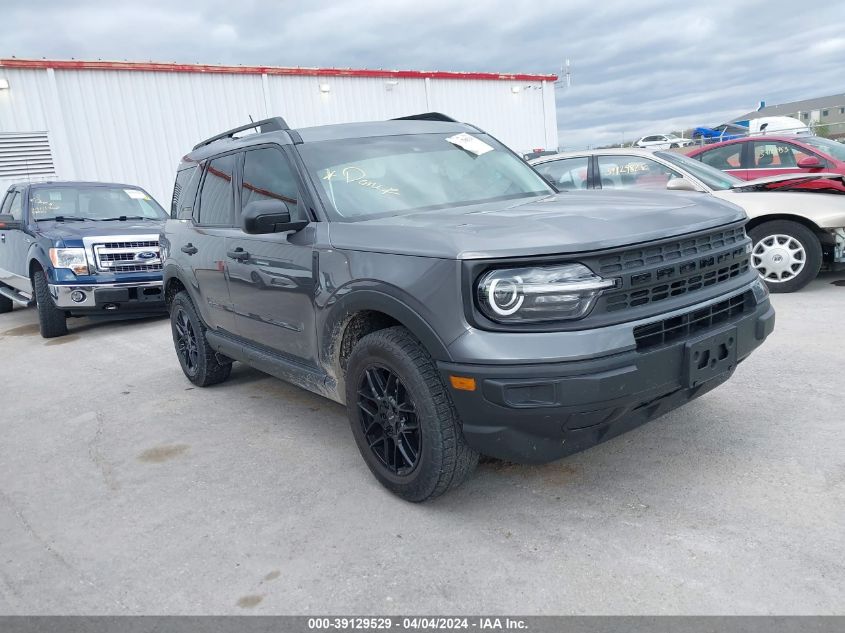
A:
163 262 201 307
320 288 453 367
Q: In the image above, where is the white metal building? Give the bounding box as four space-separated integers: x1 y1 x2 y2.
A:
0 59 558 206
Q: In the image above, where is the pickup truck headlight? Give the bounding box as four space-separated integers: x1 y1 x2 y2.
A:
49 248 90 276
476 263 616 323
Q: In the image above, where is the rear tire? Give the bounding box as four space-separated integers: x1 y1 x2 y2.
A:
33 270 68 338
748 220 822 293
345 326 478 502
170 291 232 387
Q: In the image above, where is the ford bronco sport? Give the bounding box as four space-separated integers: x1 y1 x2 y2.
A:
163 115 775 501
0 182 168 338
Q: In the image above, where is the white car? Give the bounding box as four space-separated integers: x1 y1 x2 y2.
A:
531 148 845 292
634 134 693 150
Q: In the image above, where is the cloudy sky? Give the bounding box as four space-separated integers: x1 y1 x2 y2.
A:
3 0 844 149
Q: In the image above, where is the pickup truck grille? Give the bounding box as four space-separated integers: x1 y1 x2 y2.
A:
594 226 751 314
91 239 162 273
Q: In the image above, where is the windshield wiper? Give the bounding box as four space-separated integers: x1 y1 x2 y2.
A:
97 216 151 221
35 216 92 222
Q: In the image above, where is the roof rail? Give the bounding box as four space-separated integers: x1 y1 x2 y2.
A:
392 112 458 122
192 116 290 150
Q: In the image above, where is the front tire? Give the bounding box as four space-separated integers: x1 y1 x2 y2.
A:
32 270 68 338
748 220 822 293
0 291 12 314
345 326 479 502
170 291 232 387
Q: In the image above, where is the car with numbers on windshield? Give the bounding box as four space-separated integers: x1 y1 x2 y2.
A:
0 181 168 337
531 149 845 293
162 113 774 502
686 135 845 192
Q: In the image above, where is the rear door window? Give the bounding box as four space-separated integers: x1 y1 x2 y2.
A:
698 144 744 170
197 154 236 226
534 157 590 190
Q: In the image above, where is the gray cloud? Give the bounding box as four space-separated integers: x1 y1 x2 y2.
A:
3 0 843 149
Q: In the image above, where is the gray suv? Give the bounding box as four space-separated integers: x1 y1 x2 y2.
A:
163 114 775 501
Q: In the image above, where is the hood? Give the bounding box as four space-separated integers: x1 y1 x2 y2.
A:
34 219 166 246
732 173 844 191
328 190 746 260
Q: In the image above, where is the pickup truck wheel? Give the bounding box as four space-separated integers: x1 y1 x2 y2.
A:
32 270 68 338
0 291 12 314
748 220 822 293
345 326 479 502
170 291 232 387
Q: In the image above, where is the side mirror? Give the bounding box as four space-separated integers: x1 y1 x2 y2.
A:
0 214 21 230
797 156 823 169
241 200 308 235
666 177 699 192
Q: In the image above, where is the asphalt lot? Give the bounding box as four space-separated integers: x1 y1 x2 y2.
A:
1 273 843 615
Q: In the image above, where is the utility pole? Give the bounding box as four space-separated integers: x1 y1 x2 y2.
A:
554 59 571 89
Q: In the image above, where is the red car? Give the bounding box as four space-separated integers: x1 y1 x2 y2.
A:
687 135 845 192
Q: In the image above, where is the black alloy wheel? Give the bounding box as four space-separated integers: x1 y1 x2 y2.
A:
357 365 421 475
169 291 232 387
174 306 199 375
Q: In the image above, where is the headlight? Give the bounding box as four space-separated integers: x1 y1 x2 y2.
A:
476 263 617 323
49 248 90 276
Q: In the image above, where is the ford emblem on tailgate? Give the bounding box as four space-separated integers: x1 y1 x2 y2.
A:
135 251 157 261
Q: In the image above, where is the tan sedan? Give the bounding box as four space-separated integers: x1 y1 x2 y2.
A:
531 148 845 292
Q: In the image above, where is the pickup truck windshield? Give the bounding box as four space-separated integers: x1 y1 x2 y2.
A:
30 186 167 221
298 133 553 221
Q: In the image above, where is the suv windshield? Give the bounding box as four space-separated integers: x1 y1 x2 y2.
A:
801 136 845 162
298 133 553 221
30 186 167 221
656 151 742 190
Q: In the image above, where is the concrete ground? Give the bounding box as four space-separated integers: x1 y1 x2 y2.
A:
0 273 843 616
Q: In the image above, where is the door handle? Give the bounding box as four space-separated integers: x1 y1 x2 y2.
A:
181 243 198 255
0 234 5 243
226 247 250 262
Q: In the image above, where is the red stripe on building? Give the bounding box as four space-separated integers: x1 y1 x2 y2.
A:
0 58 557 82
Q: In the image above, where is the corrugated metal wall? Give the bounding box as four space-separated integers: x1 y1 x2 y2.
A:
0 66 558 205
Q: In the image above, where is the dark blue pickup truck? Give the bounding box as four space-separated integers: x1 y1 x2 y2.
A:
0 181 168 337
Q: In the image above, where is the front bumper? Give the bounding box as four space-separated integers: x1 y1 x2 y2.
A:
439 290 775 463
49 280 165 312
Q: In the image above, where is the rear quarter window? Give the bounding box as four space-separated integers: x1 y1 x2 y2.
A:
172 165 199 219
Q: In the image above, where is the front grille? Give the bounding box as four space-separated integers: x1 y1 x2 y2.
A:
91 239 162 273
100 240 158 249
595 225 751 314
633 291 752 350
605 259 750 311
597 226 746 275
